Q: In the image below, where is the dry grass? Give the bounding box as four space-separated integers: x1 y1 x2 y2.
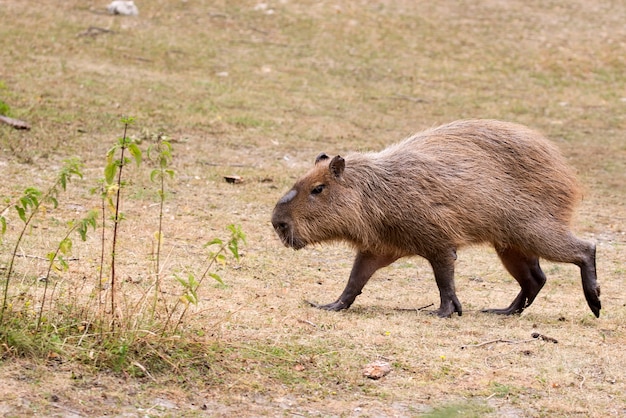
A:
1 0 625 416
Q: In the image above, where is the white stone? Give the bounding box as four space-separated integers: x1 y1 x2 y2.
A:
107 1 139 16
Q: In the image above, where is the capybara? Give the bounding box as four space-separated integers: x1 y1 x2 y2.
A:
271 119 601 318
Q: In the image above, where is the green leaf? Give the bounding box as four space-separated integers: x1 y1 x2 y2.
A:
15 206 26 222
175 275 188 288
228 240 240 261
104 163 117 185
209 272 224 285
78 226 87 241
48 196 59 209
59 237 72 255
120 116 135 125
106 146 117 163
204 238 223 247
128 143 142 166
0 215 6 235
166 169 175 179
58 256 69 271
25 187 42 199
184 293 197 305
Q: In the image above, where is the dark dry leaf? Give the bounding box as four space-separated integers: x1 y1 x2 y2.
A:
224 175 243 184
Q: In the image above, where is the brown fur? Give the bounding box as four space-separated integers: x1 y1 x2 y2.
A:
272 120 601 318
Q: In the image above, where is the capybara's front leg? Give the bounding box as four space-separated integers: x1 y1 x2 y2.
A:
429 255 462 318
313 251 398 311
578 242 601 318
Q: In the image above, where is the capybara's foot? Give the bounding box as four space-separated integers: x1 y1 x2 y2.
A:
584 286 601 318
482 306 523 316
431 300 462 318
482 291 526 315
306 299 350 311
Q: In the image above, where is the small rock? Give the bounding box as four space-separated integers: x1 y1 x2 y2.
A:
107 1 139 16
153 397 178 410
362 360 391 380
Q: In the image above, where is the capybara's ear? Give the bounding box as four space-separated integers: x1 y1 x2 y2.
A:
329 155 345 178
315 153 329 164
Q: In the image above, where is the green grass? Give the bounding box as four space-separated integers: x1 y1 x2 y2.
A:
422 402 494 418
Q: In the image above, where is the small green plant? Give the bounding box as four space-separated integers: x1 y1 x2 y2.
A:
165 224 246 334
0 99 10 116
0 158 83 325
103 116 141 328
146 133 175 316
0 82 10 116
37 210 98 330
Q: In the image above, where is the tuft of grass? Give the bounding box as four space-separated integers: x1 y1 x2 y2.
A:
0 117 246 377
422 402 494 418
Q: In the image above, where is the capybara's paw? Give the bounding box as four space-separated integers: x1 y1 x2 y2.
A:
586 293 601 318
481 307 523 316
431 300 462 318
306 299 349 311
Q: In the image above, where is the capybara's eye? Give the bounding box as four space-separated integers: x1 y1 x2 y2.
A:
311 184 325 195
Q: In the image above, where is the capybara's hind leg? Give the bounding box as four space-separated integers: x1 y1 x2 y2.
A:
429 255 462 318
483 246 546 315
311 251 398 311
534 232 601 317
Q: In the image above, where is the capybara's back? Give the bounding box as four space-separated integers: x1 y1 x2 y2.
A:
272 119 601 318
366 120 581 256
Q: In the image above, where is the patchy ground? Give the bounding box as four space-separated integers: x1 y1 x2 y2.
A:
0 0 625 416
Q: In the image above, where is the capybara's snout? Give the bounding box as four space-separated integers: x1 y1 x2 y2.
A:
271 207 305 249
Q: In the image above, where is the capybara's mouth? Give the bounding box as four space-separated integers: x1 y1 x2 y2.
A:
273 224 306 250
277 232 306 250
272 218 304 249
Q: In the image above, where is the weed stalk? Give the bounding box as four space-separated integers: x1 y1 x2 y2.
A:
147 135 174 318
104 117 141 330
37 211 97 330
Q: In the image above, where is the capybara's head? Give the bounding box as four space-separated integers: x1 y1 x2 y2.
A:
272 153 360 249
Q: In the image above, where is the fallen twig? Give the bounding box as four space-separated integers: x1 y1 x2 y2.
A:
77 26 116 37
390 94 428 103
461 332 559 349
0 115 30 130
15 254 79 262
50 403 82 416
297 319 318 328
531 332 558 343
394 303 435 312
461 338 535 349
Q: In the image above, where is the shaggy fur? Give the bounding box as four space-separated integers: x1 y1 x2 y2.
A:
272 120 601 318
